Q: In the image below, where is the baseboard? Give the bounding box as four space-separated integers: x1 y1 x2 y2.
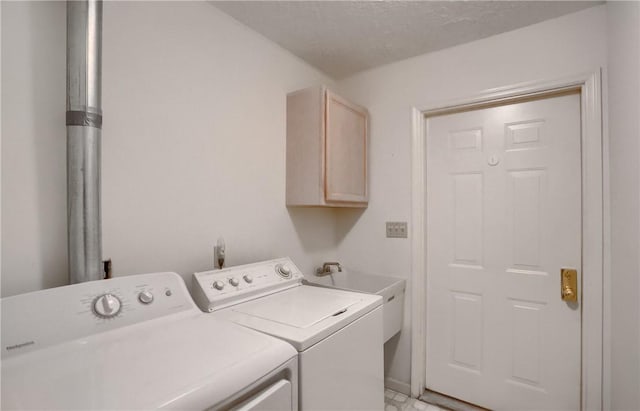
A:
420 389 488 411
384 377 411 395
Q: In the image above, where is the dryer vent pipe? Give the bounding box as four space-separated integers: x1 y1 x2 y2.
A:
66 0 103 284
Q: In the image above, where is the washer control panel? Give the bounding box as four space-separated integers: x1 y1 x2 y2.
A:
192 257 303 312
1 272 196 359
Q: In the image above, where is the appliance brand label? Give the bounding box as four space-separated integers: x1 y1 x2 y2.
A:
5 341 35 351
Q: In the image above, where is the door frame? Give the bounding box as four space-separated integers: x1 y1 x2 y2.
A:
410 70 605 410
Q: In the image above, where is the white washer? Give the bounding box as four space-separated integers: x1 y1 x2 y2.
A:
192 258 384 411
1 272 298 410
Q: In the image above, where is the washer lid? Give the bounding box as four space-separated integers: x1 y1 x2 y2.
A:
232 286 360 328
218 285 383 351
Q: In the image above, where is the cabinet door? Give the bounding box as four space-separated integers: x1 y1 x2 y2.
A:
325 90 368 203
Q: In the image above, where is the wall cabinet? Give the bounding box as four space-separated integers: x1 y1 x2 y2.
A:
286 86 368 207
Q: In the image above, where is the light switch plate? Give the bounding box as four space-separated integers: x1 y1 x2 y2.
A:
386 221 408 238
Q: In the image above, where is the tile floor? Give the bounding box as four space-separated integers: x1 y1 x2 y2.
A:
384 388 446 411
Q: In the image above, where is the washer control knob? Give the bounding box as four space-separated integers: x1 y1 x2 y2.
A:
243 274 253 283
213 281 225 290
229 277 240 287
275 264 292 278
138 291 154 305
93 294 122 318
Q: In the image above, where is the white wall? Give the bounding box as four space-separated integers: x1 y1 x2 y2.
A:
336 5 608 390
1 1 336 297
1 1 67 295
607 2 640 410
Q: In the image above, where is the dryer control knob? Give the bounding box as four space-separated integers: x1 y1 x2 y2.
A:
138 291 154 305
229 277 240 287
243 274 253 283
213 281 225 290
93 294 122 318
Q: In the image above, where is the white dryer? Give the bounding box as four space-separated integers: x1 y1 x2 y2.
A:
192 258 384 411
1 272 298 410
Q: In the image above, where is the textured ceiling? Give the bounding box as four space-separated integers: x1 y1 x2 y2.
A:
211 1 602 79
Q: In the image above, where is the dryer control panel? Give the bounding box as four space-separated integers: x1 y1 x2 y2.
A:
1 272 196 359
192 257 304 312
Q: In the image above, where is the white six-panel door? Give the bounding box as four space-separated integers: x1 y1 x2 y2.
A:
425 92 581 410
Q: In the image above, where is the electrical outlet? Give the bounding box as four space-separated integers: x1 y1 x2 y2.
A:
386 221 408 238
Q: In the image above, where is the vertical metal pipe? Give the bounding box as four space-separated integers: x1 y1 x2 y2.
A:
66 0 103 284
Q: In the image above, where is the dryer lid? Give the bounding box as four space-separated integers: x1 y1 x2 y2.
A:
231 286 360 328
1 315 296 410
